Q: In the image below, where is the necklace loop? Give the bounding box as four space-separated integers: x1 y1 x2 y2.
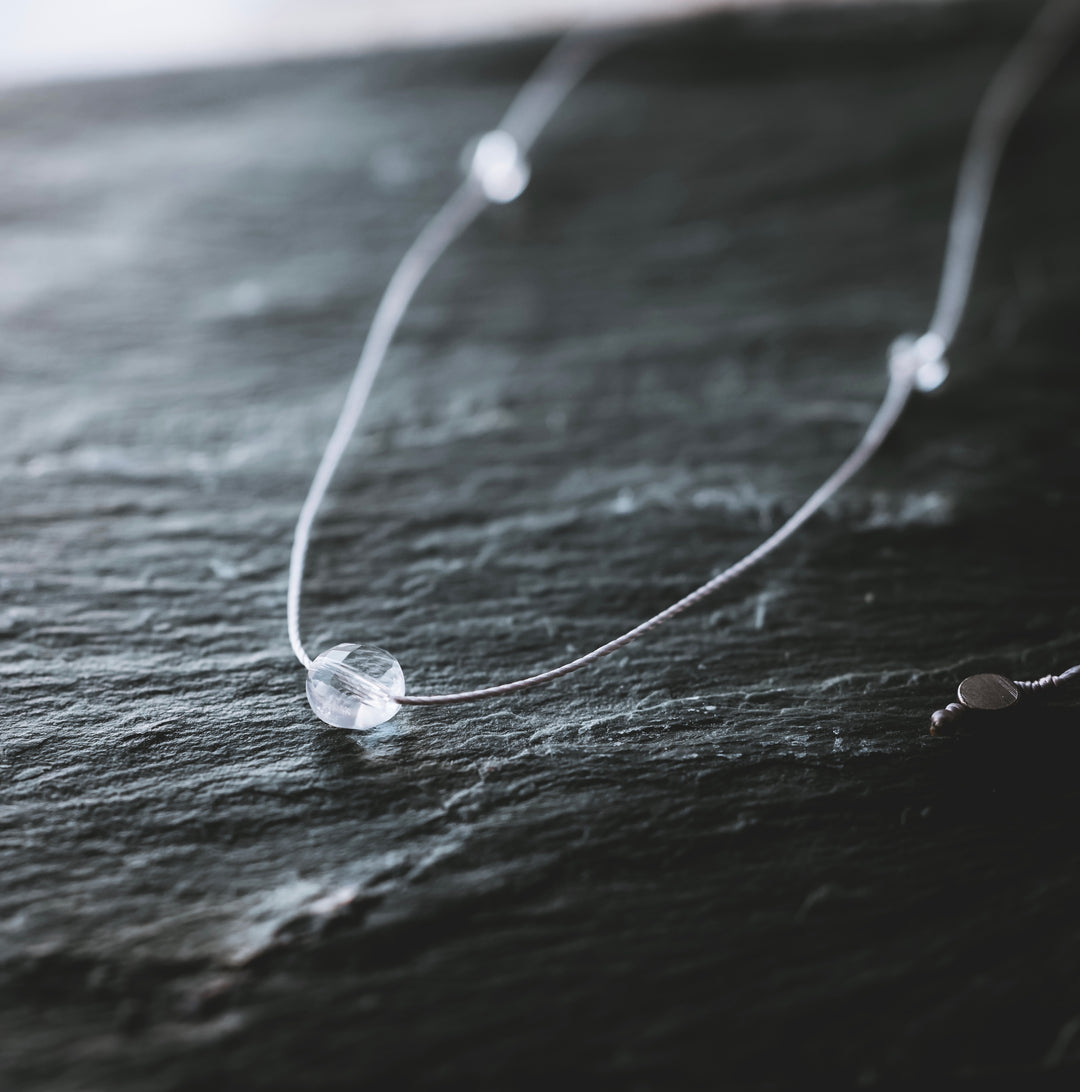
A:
289 4 1080 726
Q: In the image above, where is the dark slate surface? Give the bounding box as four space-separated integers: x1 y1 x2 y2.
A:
2 2 1080 1087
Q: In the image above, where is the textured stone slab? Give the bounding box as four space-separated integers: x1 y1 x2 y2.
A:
1 2 1079 1087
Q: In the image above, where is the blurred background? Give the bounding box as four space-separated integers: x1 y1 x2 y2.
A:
3 0 941 85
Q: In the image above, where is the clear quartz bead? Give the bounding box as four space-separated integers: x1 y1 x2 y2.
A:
305 643 405 730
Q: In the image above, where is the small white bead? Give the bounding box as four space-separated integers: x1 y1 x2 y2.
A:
888 331 949 392
306 643 404 730
468 130 530 204
913 355 949 392
912 332 949 392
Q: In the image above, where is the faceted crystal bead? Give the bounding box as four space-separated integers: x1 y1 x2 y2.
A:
306 643 404 730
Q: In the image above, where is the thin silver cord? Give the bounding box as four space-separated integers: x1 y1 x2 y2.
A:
928 0 1080 346
287 27 618 670
289 3 1077 705
287 180 488 669
399 356 918 705
499 29 625 154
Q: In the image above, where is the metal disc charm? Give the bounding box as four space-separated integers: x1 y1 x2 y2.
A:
957 673 1019 712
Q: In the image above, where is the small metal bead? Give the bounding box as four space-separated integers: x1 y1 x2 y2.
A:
888 332 949 392
930 702 967 735
912 332 949 392
466 130 530 204
957 672 1019 711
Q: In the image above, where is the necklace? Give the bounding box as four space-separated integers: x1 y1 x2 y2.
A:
288 1 1080 732
931 667 1080 735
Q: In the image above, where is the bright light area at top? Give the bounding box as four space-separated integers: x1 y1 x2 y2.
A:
0 0 938 86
